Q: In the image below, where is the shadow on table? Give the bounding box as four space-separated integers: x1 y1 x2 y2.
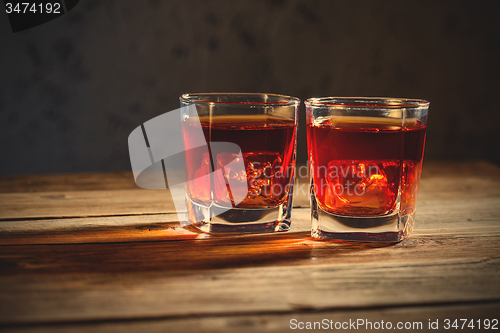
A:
0 221 408 277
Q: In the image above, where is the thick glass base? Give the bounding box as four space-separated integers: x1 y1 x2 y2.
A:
310 195 415 242
185 198 292 234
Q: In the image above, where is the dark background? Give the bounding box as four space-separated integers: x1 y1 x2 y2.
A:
1 0 499 175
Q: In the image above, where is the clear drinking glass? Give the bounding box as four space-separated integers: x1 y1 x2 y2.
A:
180 93 299 234
305 97 429 242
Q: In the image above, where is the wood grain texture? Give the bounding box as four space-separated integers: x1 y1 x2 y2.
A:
1 162 499 244
0 161 498 331
0 172 137 193
0 235 498 326
0 161 498 220
0 203 498 245
0 234 499 318
0 189 176 220
2 303 498 333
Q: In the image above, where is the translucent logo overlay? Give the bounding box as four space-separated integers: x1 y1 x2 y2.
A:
128 106 248 227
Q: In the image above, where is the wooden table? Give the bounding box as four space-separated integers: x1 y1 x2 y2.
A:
1 161 499 332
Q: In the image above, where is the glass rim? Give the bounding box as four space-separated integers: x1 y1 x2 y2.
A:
304 97 430 109
180 93 300 107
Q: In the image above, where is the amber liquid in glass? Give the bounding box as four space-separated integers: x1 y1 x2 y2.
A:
308 117 426 217
184 115 296 209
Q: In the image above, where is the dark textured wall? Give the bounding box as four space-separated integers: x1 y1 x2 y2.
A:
1 0 499 175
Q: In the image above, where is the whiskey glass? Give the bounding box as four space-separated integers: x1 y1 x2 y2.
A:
306 97 429 242
180 93 299 234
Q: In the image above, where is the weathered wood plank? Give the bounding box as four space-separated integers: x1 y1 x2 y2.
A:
0 181 309 220
0 215 192 245
1 161 499 222
0 172 137 193
0 197 499 245
1 161 497 194
0 190 176 220
0 183 499 245
2 302 499 333
0 161 498 330
1 228 499 276
0 233 498 324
